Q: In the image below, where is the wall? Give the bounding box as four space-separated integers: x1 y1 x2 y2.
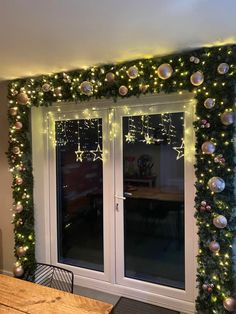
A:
0 81 14 274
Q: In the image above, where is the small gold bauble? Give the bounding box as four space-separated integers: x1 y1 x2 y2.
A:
105 72 115 83
16 92 29 105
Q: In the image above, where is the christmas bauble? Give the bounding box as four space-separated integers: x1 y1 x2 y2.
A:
119 85 128 96
42 83 51 92
204 98 215 109
79 81 93 96
217 63 229 75
208 177 225 193
213 215 227 229
16 177 23 185
54 87 62 96
12 146 20 154
14 203 23 213
194 58 200 64
127 66 139 79
16 246 27 257
17 92 29 105
223 297 236 312
209 240 220 252
190 56 195 62
105 72 115 83
190 71 204 86
156 63 173 80
201 141 215 154
220 111 234 126
13 264 24 277
9 107 18 116
15 121 23 130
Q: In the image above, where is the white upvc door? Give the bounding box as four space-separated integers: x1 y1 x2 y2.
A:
114 99 196 303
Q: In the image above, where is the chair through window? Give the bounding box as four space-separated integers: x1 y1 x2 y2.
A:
24 262 74 293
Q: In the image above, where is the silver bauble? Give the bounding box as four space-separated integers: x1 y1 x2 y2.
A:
12 146 20 154
79 81 93 96
15 121 23 130
213 215 227 229
223 297 236 312
217 63 229 75
13 264 24 277
190 71 204 86
209 240 220 252
16 92 29 105
156 63 173 80
42 83 51 92
127 66 139 79
201 141 215 154
204 98 215 109
105 72 115 83
220 111 234 126
208 177 225 193
119 85 128 96
16 246 27 257
9 107 18 116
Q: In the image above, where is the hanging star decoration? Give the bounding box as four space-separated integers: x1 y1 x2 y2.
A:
92 144 103 161
75 144 84 162
144 133 154 144
173 140 184 160
125 132 135 143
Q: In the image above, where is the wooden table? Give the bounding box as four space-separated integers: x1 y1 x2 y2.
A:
0 274 113 314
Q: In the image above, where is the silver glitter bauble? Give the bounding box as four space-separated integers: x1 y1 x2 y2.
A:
190 71 204 86
213 215 227 229
204 98 215 109
217 63 229 75
201 141 215 154
156 63 173 80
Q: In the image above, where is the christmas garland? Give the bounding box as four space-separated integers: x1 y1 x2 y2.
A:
7 45 236 313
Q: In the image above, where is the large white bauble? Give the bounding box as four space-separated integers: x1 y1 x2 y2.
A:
208 177 225 193
156 63 173 80
190 71 204 86
213 215 227 229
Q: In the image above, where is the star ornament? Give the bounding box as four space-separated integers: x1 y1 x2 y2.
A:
173 141 184 160
125 132 135 143
75 145 84 162
144 134 154 144
92 144 103 161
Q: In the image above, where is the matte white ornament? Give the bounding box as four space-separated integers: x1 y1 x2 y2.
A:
156 63 173 80
119 85 128 96
127 66 139 79
204 98 215 109
79 81 93 96
208 177 225 193
201 141 215 154
213 215 227 229
190 71 204 86
220 111 234 126
217 63 229 75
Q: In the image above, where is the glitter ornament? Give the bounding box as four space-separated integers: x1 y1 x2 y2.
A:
156 63 173 80
190 71 204 86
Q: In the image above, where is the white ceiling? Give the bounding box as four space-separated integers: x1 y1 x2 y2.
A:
0 0 235 81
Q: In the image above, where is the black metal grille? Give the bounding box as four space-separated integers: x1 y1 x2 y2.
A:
24 263 74 293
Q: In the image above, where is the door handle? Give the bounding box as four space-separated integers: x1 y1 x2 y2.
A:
115 195 126 200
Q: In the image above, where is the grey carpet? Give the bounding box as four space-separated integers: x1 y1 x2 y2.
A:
110 297 179 314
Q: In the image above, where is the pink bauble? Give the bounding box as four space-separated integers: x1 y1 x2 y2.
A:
16 246 27 257
213 215 227 229
204 98 215 109
119 85 128 96
9 107 18 116
127 66 139 79
15 121 23 130
16 177 23 185
220 111 234 126
201 141 215 154
209 240 220 252
13 264 24 277
217 63 229 75
190 71 204 86
223 297 236 312
105 72 115 83
14 203 23 213
157 63 173 80
17 92 29 105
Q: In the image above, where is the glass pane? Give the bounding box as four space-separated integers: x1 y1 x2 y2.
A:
123 113 185 289
56 118 104 272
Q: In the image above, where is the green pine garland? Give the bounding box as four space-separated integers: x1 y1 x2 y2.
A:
7 44 236 313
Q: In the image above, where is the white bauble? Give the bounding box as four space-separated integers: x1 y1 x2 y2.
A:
156 63 173 80
201 141 215 154
208 177 225 193
190 71 204 86
217 63 229 75
213 215 227 229
204 98 215 109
